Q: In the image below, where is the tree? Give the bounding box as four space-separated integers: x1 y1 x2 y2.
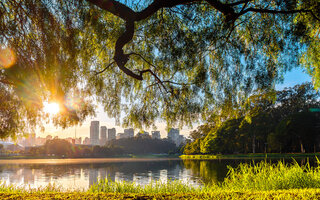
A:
44 139 73 157
188 82 320 154
270 112 320 153
0 1 319 138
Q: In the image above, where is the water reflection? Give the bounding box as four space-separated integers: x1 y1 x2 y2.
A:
0 159 201 190
0 158 317 190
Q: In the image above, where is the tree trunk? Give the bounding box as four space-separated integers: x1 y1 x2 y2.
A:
300 140 305 153
252 133 256 154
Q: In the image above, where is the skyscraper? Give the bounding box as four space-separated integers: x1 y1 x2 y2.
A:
124 128 134 138
168 128 179 146
100 126 107 146
151 131 161 139
90 121 99 145
107 128 116 141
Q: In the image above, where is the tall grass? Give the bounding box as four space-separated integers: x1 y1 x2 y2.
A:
89 159 320 193
88 178 202 194
221 159 320 191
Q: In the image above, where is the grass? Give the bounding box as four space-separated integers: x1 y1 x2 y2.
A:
180 153 320 160
2 160 320 199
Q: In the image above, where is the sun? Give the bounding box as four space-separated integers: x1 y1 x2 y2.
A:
43 102 60 115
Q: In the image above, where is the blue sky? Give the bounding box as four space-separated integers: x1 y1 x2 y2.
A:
276 68 312 90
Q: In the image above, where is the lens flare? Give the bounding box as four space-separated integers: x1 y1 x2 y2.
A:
0 47 16 69
43 102 60 115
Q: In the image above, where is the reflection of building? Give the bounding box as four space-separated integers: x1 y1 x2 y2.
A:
124 128 134 138
89 168 99 186
90 121 100 146
100 126 107 146
167 164 180 181
107 128 116 141
99 168 107 181
23 168 35 184
151 131 160 139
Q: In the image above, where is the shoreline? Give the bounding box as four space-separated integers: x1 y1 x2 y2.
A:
0 157 181 165
180 153 320 160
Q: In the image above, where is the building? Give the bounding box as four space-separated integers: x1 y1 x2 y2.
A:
90 121 100 146
124 128 134 138
151 131 161 139
117 133 125 139
168 128 179 143
75 137 82 145
107 128 116 141
100 126 107 146
22 133 36 147
137 131 149 137
83 137 90 145
177 135 186 147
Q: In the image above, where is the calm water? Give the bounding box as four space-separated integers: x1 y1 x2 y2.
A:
0 158 316 190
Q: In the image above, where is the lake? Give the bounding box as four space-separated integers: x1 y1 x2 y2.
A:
0 157 316 190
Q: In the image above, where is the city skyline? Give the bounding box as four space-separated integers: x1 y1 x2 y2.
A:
38 68 311 139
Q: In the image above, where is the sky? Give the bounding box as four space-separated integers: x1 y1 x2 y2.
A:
39 67 312 139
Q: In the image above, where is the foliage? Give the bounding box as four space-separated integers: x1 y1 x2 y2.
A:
25 137 176 157
222 160 320 190
0 0 320 138
184 82 320 154
107 136 177 154
183 138 202 155
270 112 320 153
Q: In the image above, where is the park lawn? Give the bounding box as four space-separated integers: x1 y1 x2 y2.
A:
180 153 320 160
2 189 320 199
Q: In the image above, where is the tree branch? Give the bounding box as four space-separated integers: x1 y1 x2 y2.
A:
139 69 168 93
240 8 320 21
0 79 14 85
94 61 115 75
86 0 319 82
226 0 251 7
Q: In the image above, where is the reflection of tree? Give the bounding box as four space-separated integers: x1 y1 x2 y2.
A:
183 160 231 184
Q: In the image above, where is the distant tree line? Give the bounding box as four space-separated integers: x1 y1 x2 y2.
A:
25 136 177 157
184 83 320 154
108 135 177 154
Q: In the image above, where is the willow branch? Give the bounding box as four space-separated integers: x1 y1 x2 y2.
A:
95 61 115 75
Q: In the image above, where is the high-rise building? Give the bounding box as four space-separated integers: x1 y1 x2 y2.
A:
177 135 186 146
83 137 90 145
151 131 161 139
117 133 125 139
100 126 107 146
168 128 180 146
107 128 116 141
90 121 100 145
124 128 134 138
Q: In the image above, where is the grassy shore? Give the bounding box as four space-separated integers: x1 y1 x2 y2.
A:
180 153 320 160
2 190 320 199
2 160 320 199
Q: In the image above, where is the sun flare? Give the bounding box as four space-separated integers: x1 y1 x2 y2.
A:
43 102 60 115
